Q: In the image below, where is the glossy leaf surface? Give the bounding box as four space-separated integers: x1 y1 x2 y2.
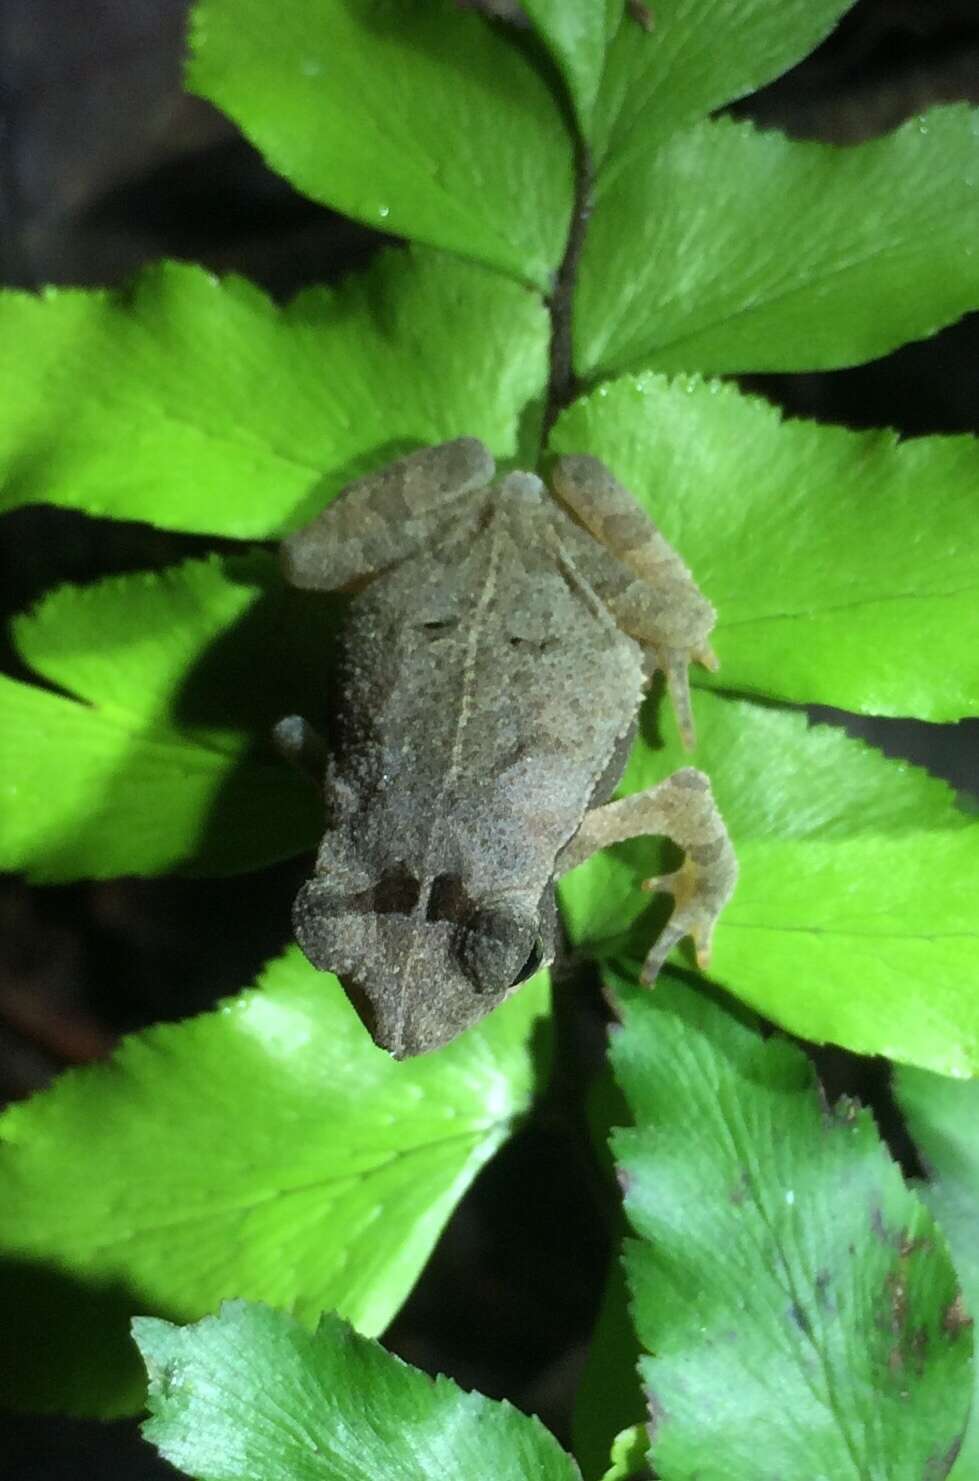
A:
521 0 622 134
136 1303 580 1481
1 554 325 880
189 0 572 287
895 1067 979 1479
0 252 548 537
611 976 972 1478
578 108 979 379
0 951 549 1415
590 0 855 178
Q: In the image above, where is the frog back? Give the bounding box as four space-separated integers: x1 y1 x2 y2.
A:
327 488 645 887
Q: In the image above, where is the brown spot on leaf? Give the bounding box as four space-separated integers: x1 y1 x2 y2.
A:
870 1208 907 1251
627 0 653 30
729 1169 749 1206
646 1386 667 1441
943 1292 973 1338
887 1270 908 1334
884 1266 913 1375
788 1302 812 1337
899 1234 930 1259
925 1433 963 1480
910 1326 928 1377
814 1269 833 1310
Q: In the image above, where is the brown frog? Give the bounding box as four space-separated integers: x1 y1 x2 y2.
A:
277 439 736 1057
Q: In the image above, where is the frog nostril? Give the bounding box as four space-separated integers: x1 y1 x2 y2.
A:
372 865 421 915
509 635 553 651
420 618 457 638
426 873 472 923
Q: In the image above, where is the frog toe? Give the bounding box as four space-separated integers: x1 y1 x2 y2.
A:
640 852 726 980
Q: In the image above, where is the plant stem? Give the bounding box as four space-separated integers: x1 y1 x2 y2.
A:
542 139 593 442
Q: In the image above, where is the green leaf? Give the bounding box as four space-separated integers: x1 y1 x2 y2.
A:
590 0 856 180
550 373 979 720
598 1426 648 1481
0 251 549 537
560 690 979 1076
1 554 324 881
894 1067 979 1479
610 975 972 1479
0 949 550 1416
187 0 572 289
571 1070 643 1481
573 1256 644 1481
577 108 979 380
136 1301 580 1481
0 671 307 882
520 0 622 135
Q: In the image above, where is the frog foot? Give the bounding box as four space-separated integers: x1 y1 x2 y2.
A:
557 769 737 982
640 855 719 982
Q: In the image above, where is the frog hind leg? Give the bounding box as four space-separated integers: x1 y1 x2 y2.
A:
550 454 717 749
558 768 737 983
282 437 495 592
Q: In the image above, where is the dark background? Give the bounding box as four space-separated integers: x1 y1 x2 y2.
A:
1 1 978 1474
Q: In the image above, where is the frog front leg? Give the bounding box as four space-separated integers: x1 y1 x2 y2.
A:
281 437 495 592
551 454 717 749
272 713 330 788
558 768 737 983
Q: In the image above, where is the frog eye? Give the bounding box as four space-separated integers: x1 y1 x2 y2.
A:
458 904 540 993
510 936 544 987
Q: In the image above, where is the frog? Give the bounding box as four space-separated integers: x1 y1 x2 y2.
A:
276 438 737 1058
